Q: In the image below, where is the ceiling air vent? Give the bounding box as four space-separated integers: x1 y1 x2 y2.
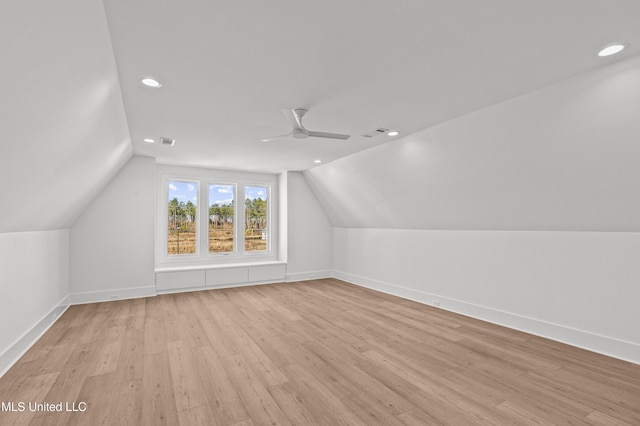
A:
160 137 175 146
361 128 389 138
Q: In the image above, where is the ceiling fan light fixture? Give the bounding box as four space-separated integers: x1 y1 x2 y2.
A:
598 43 628 57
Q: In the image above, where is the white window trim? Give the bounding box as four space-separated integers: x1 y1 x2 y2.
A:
156 165 278 268
243 184 272 255
204 182 238 257
164 178 200 258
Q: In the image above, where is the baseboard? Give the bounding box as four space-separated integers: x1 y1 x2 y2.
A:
0 297 70 378
286 270 332 282
332 270 640 365
156 279 291 295
68 286 157 305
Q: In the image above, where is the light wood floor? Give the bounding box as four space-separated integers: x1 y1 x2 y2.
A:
1 279 639 425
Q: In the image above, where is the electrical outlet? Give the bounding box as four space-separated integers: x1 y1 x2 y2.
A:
433 300 440 307
110 295 119 300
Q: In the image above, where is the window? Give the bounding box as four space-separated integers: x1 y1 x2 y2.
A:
209 184 235 254
167 181 198 255
245 186 268 252
158 166 278 266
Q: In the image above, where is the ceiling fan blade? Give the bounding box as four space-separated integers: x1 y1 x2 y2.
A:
260 133 292 142
307 131 350 140
264 109 347 141
282 108 305 130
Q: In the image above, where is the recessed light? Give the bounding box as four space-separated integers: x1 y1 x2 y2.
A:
598 43 628 57
314 160 322 164
143 138 155 143
387 131 399 136
141 77 162 88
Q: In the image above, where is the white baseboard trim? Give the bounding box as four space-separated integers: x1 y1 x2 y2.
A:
332 270 640 365
286 270 332 282
0 297 70 378
156 279 289 295
69 286 157 305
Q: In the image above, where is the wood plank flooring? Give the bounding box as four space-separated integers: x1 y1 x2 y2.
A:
1 278 639 425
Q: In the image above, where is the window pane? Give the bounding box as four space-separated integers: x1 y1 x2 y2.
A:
245 186 268 252
167 181 198 255
209 184 235 253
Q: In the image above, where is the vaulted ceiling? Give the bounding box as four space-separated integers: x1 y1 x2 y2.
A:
1 1 131 232
1 0 640 232
104 0 640 171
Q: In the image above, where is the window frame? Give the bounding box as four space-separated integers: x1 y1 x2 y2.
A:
165 179 200 258
207 182 238 256
243 184 271 254
156 166 278 267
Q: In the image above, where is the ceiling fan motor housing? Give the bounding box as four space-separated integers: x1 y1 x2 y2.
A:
292 129 309 139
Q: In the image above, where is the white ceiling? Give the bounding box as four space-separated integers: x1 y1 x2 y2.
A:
1 0 639 233
103 0 640 173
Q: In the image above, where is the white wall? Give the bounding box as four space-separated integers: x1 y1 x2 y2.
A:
285 172 333 281
333 228 640 363
304 55 640 363
0 230 69 375
70 156 156 302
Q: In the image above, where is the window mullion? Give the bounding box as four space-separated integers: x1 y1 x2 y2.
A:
237 184 246 256
199 182 208 256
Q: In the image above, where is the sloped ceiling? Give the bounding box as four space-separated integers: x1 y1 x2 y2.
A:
0 1 131 232
305 55 640 231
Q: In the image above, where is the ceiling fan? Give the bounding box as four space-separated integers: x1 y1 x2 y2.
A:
261 109 350 142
